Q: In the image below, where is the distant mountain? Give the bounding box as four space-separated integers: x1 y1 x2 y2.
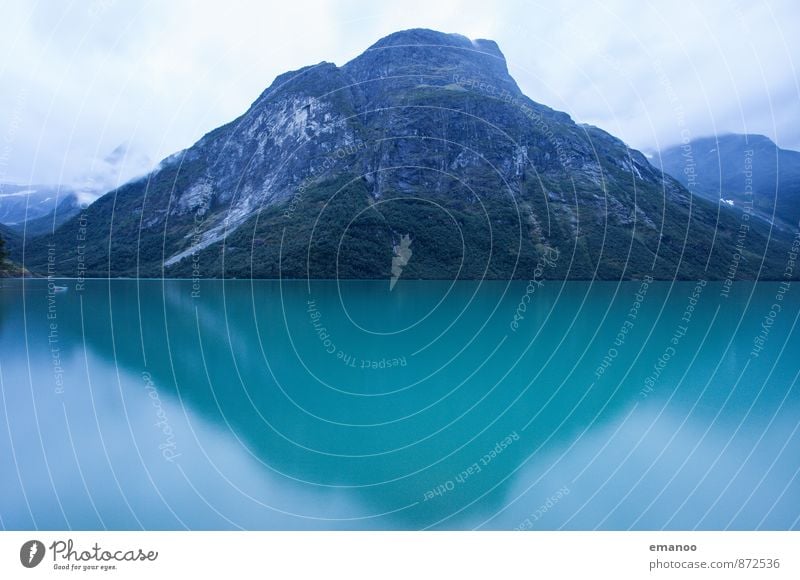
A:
658 134 800 230
16 197 84 237
1 143 152 238
22 29 800 280
0 184 84 234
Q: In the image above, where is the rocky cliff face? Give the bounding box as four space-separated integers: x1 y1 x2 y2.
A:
23 29 800 280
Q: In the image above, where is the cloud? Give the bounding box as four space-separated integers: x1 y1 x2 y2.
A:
0 0 797 191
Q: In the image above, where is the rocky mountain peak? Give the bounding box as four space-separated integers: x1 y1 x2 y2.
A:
343 28 519 97
364 28 506 60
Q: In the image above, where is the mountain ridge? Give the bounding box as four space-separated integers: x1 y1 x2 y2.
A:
19 29 800 281
658 133 800 231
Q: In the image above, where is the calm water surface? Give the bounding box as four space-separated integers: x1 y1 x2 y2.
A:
1 279 798 530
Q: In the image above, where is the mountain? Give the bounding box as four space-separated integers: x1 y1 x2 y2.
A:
0 144 152 238
0 223 20 255
0 224 25 276
0 184 84 235
22 29 800 280
658 134 800 230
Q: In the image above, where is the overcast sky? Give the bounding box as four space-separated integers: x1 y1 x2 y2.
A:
0 0 797 193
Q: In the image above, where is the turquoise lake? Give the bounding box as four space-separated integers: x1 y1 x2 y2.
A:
1 278 798 530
